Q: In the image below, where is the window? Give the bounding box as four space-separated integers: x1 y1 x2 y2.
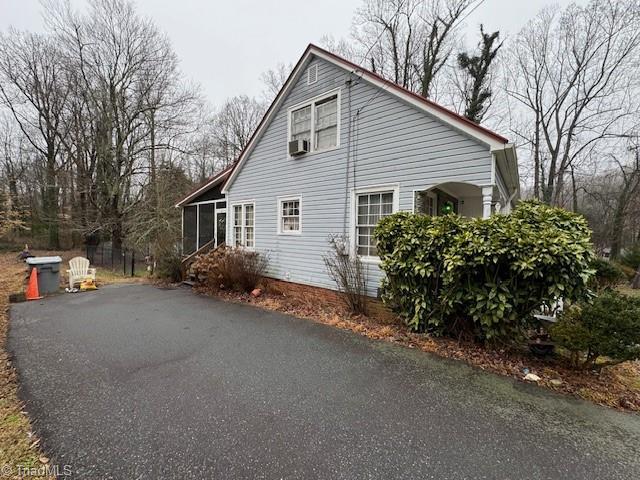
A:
289 91 339 153
233 203 255 248
278 196 301 234
291 105 311 144
315 96 338 150
245 204 254 248
353 187 398 259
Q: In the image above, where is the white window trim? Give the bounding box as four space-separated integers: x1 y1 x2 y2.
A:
350 184 400 264
231 200 256 250
287 88 341 158
277 195 302 235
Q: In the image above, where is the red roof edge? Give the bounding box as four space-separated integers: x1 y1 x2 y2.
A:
222 43 510 195
175 164 234 207
308 43 509 144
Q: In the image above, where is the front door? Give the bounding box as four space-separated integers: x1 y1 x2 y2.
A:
216 209 226 246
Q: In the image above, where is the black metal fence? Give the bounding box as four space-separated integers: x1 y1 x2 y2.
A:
86 243 148 277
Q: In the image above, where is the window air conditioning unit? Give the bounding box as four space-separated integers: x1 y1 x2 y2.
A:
289 139 309 156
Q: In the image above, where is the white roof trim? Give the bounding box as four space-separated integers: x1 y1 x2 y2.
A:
311 49 508 150
222 45 510 194
221 52 312 194
492 144 520 202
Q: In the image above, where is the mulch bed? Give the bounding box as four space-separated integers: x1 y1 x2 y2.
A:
195 284 640 413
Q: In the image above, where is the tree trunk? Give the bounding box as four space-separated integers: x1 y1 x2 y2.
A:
44 143 59 249
610 184 631 260
569 167 576 212
632 265 640 289
610 207 625 261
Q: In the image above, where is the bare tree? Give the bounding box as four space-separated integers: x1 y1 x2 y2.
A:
416 0 478 99
260 62 292 103
319 35 358 60
608 142 640 259
211 95 265 168
352 0 422 89
0 115 26 213
507 0 640 205
0 0 252 255
0 30 70 247
351 0 478 101
47 0 192 248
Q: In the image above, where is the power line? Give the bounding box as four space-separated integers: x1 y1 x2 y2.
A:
457 0 487 27
359 0 407 66
354 0 487 118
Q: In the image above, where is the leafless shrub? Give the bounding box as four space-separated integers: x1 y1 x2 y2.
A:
193 246 269 293
323 234 368 315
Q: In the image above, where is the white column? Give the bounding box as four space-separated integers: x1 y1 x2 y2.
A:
196 204 200 250
482 186 493 218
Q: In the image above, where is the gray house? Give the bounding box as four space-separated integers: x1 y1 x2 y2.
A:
182 44 519 296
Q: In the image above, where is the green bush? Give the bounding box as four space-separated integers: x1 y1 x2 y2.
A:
155 247 183 282
551 291 640 369
620 243 640 270
589 258 625 290
375 201 595 341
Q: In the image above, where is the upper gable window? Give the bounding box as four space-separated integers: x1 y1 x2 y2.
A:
315 96 338 150
289 90 340 154
291 105 312 144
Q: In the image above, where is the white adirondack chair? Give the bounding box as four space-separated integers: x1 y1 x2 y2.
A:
67 257 96 289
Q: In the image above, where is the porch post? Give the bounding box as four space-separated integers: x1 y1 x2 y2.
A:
482 186 493 218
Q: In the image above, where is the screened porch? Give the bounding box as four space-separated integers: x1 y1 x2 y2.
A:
182 199 227 255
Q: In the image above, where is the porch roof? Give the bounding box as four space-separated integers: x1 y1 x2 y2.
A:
174 167 232 208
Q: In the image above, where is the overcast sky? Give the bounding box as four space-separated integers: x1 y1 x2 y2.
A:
1 0 587 106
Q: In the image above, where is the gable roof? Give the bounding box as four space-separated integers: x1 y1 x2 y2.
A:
222 43 512 194
174 166 232 207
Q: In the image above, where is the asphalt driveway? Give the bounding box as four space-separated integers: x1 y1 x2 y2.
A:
9 284 640 479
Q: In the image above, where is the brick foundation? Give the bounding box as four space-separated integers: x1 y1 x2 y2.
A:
265 278 343 304
264 277 397 323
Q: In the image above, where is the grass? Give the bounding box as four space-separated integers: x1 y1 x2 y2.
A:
0 252 53 479
618 283 640 298
25 249 150 287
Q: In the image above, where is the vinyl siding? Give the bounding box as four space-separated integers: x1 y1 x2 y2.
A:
227 56 494 296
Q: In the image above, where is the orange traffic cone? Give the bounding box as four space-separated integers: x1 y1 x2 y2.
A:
25 268 43 300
